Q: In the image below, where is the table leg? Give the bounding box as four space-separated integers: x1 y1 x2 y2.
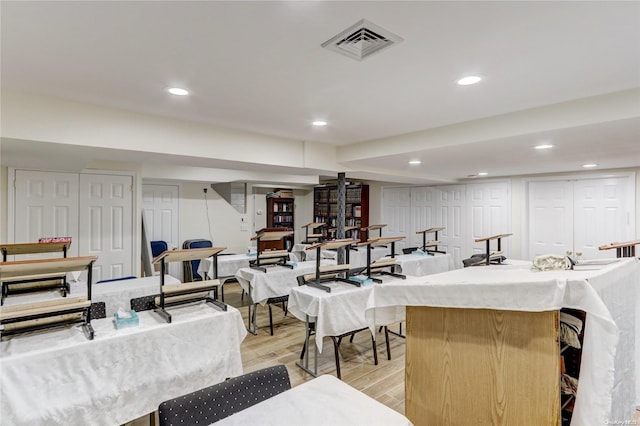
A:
295 315 318 377
246 285 258 335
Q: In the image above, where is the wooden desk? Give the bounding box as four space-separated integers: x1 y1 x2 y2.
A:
376 259 639 425
0 304 247 426
215 375 413 426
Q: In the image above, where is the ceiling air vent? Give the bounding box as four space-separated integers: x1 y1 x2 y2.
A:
321 19 403 61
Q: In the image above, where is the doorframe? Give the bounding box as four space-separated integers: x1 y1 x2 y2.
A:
8 167 138 273
521 171 636 259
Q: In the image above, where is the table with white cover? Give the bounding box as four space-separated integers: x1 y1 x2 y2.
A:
235 260 331 334
393 252 457 276
0 303 247 426
215 374 413 426
197 254 255 280
366 258 639 426
1 275 181 317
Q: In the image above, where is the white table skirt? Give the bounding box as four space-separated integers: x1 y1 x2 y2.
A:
292 244 336 261
1 303 247 426
288 278 405 353
235 260 331 305
365 258 639 426
198 254 255 279
394 253 457 276
215 374 413 426
1 275 181 317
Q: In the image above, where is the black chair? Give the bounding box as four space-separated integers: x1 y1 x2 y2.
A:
266 295 288 336
402 247 418 254
158 365 291 426
130 294 158 312
90 301 106 319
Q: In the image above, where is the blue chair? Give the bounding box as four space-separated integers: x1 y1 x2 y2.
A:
182 239 212 282
150 240 168 258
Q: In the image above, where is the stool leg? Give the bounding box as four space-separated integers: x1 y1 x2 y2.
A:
371 332 378 365
385 326 391 360
331 336 341 379
268 304 274 336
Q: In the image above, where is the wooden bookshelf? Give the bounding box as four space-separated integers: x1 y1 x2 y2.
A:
266 197 294 251
313 184 369 242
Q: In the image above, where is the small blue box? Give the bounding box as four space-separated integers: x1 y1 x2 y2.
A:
351 275 373 286
114 310 139 329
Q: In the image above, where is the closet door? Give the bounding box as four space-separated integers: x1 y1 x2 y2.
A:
573 177 632 259
382 187 411 253
411 187 438 248
13 170 79 258
79 174 133 282
468 182 511 255
438 185 466 267
528 180 574 258
142 184 180 277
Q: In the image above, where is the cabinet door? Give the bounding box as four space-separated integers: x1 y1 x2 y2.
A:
13 170 80 258
79 174 133 282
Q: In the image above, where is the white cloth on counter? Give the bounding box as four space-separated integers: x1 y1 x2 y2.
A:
197 254 254 279
216 375 413 426
364 258 639 426
1 304 247 426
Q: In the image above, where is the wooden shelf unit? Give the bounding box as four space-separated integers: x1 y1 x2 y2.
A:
266 197 294 251
313 184 369 242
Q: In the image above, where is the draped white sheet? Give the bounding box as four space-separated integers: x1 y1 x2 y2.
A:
394 253 457 276
216 374 413 426
235 260 331 305
1 304 247 426
365 258 639 426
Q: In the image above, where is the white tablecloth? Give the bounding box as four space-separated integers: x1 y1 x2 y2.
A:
1 275 181 318
235 260 330 305
292 243 337 261
1 303 247 426
365 258 639 426
198 254 255 279
216 374 413 426
288 277 406 353
347 246 391 268
394 253 456 276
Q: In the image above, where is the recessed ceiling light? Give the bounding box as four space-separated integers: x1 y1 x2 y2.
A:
477 172 489 176
408 160 421 165
168 87 189 96
583 164 598 168
535 144 554 150
312 120 327 126
457 75 482 86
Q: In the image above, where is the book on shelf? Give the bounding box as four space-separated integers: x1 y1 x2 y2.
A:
354 206 361 218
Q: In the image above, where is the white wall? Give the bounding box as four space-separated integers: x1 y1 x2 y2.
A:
180 182 251 255
1 166 7 241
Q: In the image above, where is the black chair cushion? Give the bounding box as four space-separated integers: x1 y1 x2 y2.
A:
158 364 291 425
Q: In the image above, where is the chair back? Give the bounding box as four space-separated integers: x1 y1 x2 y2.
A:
150 241 168 258
182 239 212 281
158 365 291 425
130 294 158 312
90 301 106 319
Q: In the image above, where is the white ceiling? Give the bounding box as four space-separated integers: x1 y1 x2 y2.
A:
1 1 639 183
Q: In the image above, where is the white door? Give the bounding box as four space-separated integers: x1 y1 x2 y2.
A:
142 184 180 277
528 180 574 258
573 177 633 259
13 170 80 259
468 182 511 256
411 187 438 248
437 185 466 267
79 174 133 282
382 187 411 254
